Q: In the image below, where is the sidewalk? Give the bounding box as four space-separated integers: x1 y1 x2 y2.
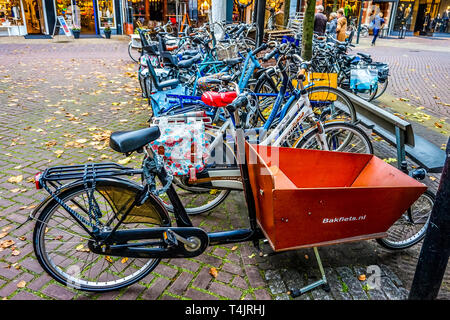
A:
0 36 448 300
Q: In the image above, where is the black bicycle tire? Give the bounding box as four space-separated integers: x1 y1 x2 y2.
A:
376 190 435 251
373 77 389 100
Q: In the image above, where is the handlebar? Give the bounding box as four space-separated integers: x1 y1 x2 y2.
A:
263 48 278 61
235 25 247 37
252 43 268 55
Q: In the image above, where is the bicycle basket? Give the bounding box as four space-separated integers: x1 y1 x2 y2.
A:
298 73 338 101
97 185 163 224
246 143 427 252
148 118 209 177
216 43 238 60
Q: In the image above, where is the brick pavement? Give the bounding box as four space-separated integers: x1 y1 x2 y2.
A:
0 36 448 300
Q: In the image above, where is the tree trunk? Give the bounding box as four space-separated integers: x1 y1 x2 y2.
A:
302 0 316 61
284 0 291 27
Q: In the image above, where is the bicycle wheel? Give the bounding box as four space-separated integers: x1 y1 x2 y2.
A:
33 179 170 292
376 190 434 250
373 78 389 100
293 122 373 154
128 42 141 63
353 86 377 102
307 86 357 123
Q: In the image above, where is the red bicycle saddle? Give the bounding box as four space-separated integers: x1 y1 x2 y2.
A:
201 91 237 107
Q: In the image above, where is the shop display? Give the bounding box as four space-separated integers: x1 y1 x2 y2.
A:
98 0 115 28
0 0 23 26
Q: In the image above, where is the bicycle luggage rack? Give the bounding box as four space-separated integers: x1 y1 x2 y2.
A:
40 163 142 184
245 142 427 296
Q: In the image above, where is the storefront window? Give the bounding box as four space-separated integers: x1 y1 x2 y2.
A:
55 0 74 27
126 0 163 29
0 0 24 26
394 0 414 31
98 0 115 28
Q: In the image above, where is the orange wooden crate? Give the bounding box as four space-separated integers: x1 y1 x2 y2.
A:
245 143 427 252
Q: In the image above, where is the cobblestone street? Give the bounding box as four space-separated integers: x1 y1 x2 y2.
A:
0 35 449 301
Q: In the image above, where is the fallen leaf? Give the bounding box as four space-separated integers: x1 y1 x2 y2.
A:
304 254 309 260
0 232 8 239
121 257 128 264
358 274 366 281
231 245 238 251
8 175 23 184
0 240 15 249
209 267 218 278
434 122 443 128
16 280 26 288
118 157 132 165
11 250 20 256
429 176 437 181
105 256 113 263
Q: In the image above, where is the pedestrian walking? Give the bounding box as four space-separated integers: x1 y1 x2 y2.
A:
314 5 328 36
370 12 385 46
336 8 347 42
326 12 338 39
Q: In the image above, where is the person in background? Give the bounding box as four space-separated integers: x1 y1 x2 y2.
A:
314 5 328 36
326 12 338 39
336 8 347 42
371 12 385 46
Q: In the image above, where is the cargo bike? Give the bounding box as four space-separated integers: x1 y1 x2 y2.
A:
28 95 428 296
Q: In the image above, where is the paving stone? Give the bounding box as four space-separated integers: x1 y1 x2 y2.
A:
336 267 369 300
245 265 265 288
168 272 194 296
41 284 76 300
140 277 171 300
209 282 242 300
192 267 213 290
380 264 404 287
231 276 248 289
265 270 287 295
154 264 178 279
216 271 233 284
380 276 406 300
10 291 44 300
253 289 272 300
185 288 217 300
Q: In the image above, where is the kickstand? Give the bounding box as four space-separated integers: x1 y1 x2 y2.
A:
289 247 330 298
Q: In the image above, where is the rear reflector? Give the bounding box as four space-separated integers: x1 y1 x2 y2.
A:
35 172 42 189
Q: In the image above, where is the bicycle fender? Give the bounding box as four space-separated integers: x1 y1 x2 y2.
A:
29 177 156 221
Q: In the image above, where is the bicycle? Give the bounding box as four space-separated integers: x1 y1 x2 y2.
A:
27 96 428 294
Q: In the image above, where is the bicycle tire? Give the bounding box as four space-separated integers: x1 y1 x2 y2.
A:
293 121 373 154
373 78 389 100
376 190 434 250
33 179 170 292
254 73 357 126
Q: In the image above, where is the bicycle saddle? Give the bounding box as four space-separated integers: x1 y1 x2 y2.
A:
201 91 237 107
109 127 161 154
223 57 243 66
357 52 371 60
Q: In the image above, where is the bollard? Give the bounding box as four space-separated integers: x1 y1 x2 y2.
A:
408 137 450 300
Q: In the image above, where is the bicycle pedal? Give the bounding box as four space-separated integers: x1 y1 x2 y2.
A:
163 229 178 247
